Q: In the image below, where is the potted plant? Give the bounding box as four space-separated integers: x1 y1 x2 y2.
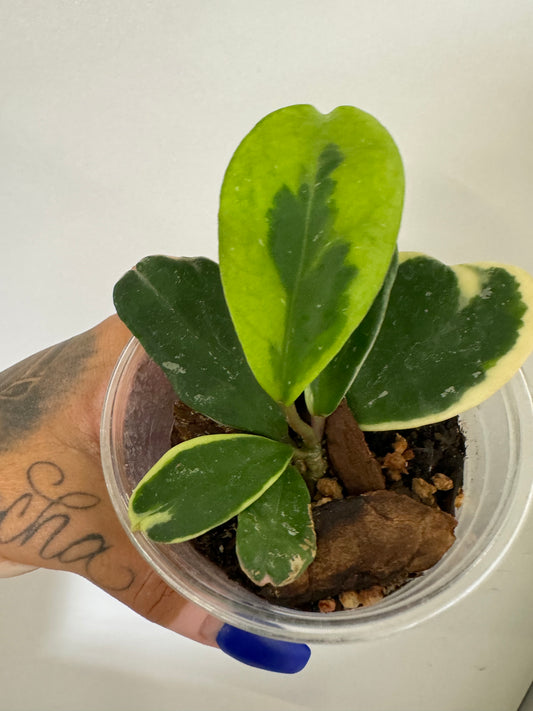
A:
102 105 533 641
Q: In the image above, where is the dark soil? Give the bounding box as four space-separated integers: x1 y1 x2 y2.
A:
171 400 465 612
364 418 464 515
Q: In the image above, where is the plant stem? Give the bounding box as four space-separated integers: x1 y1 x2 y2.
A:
282 404 327 484
283 403 318 449
311 415 325 443
302 448 327 483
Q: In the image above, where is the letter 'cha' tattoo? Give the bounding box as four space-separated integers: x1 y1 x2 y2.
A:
0 461 135 591
0 332 95 452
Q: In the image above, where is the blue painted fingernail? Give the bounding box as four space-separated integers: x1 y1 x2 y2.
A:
216 624 311 673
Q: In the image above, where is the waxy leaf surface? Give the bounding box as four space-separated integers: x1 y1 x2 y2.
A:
219 104 404 405
114 256 287 439
306 251 399 416
129 434 294 542
236 465 316 587
348 254 533 429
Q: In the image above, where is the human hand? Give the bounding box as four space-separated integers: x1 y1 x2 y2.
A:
0 316 310 673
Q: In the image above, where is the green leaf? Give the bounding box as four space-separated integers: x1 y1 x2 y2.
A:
219 104 404 406
306 251 399 416
347 253 533 429
129 434 294 543
236 465 316 587
113 256 287 440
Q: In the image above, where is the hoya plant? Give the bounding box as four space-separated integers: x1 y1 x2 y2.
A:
114 105 533 589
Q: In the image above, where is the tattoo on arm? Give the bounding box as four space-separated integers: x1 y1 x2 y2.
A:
0 332 95 452
0 461 135 592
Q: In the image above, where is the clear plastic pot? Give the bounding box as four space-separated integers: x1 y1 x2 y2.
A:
101 338 533 643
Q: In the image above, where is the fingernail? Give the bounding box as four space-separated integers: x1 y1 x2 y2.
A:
216 624 311 674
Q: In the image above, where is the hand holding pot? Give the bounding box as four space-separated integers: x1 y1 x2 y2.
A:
0 316 310 674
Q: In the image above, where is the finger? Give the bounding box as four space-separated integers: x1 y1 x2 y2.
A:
107 561 311 673
116 564 222 648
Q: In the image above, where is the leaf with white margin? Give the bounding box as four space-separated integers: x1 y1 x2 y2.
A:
129 434 293 542
347 253 533 430
236 465 316 587
114 256 287 440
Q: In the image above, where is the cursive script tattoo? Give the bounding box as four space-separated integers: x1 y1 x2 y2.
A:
0 461 135 591
0 332 95 452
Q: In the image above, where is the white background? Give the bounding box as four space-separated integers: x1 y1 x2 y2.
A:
1 2 533 709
